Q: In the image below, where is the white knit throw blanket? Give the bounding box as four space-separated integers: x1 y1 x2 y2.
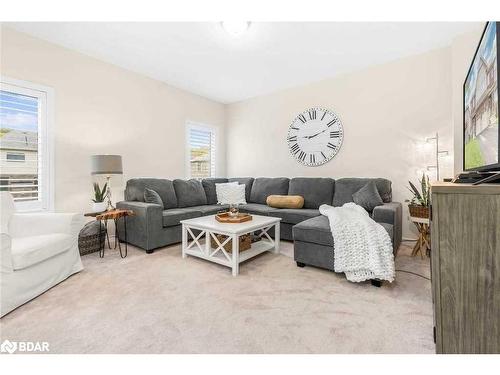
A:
319 203 395 283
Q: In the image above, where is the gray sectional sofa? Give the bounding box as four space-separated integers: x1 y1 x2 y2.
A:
116 177 402 272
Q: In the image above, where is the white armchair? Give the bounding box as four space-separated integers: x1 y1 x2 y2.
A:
0 192 84 317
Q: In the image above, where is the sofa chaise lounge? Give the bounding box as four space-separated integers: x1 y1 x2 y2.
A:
117 177 402 272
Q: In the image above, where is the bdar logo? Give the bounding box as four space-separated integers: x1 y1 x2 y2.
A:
1 340 18 354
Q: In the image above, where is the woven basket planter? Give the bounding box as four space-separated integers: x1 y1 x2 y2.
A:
408 204 430 219
78 221 105 256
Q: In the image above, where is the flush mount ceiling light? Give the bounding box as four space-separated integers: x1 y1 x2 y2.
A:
221 21 250 36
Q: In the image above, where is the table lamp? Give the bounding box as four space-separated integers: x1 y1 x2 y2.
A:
90 154 123 211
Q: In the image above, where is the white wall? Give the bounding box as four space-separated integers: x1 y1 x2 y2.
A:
226 47 455 237
1 25 485 238
0 27 225 213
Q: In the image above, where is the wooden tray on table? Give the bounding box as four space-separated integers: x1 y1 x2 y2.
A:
215 212 252 223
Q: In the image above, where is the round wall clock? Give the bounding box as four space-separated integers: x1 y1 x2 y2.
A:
287 107 344 166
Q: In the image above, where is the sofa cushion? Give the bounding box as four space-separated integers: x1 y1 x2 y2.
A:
288 177 335 209
11 233 73 270
249 177 290 204
332 178 392 206
269 208 320 225
293 215 394 247
292 216 333 247
202 178 229 205
173 179 208 208
162 208 202 227
352 181 384 212
189 204 229 216
228 177 254 202
144 188 164 207
238 203 279 216
125 178 177 209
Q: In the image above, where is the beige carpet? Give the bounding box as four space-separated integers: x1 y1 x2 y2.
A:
0 241 434 354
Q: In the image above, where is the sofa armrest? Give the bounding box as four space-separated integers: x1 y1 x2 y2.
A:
116 201 163 251
0 233 13 273
373 202 402 253
373 202 401 225
9 213 84 238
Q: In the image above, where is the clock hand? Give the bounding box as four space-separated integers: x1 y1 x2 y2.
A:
302 133 319 139
305 128 328 139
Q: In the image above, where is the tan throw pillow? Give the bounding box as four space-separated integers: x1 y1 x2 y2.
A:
266 195 304 209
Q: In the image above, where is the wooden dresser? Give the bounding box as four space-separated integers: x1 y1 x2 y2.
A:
430 182 500 353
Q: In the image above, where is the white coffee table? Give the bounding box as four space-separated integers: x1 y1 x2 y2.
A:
180 214 281 276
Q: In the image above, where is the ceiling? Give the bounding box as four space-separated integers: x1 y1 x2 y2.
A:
7 22 480 103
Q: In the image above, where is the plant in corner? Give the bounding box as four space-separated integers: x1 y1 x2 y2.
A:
406 173 430 218
92 182 108 213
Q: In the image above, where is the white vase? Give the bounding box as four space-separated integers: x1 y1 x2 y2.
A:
92 202 107 213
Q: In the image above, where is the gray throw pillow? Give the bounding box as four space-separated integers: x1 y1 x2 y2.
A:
144 188 164 207
352 181 384 212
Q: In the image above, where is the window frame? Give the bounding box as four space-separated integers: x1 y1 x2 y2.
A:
0 76 55 212
185 121 217 179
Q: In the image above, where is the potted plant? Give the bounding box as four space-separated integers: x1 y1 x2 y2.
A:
92 182 108 213
407 173 430 218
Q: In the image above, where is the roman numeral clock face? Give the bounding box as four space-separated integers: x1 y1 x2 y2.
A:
287 108 344 166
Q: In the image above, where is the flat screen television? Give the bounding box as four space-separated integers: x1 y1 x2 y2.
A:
463 21 500 172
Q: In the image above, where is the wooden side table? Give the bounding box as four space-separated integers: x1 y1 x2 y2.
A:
410 216 430 258
84 209 134 258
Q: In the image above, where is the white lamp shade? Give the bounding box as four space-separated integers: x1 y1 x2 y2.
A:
90 155 123 175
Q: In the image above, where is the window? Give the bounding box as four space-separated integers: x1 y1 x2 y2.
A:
6 152 26 162
0 77 54 211
186 122 217 179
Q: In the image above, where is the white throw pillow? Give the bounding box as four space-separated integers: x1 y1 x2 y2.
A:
216 182 247 205
215 182 237 204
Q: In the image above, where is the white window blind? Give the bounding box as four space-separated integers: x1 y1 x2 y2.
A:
0 77 53 211
186 123 216 179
